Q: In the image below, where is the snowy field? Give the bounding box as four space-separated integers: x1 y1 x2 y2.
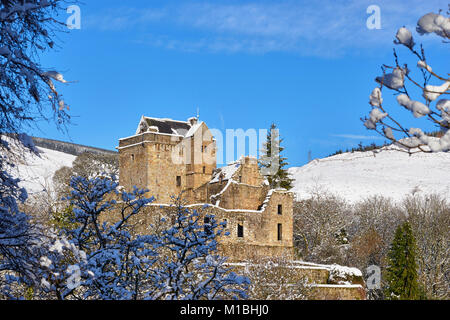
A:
11 146 76 196
289 145 450 203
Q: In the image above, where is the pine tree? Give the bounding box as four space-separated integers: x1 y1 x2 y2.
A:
259 123 293 190
384 221 419 300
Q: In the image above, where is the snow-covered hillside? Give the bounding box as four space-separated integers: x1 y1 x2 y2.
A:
11 146 76 196
289 145 450 203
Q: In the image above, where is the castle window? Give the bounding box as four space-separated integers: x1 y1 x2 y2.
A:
237 224 244 238
238 175 242 183
277 204 282 215
204 217 212 235
202 166 206 174
277 224 282 241
176 176 181 187
131 154 135 161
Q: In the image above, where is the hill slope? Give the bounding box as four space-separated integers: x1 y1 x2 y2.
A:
7 137 117 196
288 145 450 203
13 146 77 196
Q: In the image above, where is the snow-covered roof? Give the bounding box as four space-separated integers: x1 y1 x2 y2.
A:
135 116 203 137
210 161 241 184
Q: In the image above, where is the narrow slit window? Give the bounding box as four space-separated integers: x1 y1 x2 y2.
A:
237 224 244 238
278 204 282 215
277 224 282 241
176 176 181 187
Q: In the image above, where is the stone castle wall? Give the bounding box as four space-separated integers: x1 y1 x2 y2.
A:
103 191 294 262
227 262 366 300
118 122 294 262
115 118 366 299
118 128 215 204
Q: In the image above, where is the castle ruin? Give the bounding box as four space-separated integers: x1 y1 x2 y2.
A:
118 116 294 261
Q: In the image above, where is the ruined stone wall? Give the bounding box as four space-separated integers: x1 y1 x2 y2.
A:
101 202 365 300
213 183 268 210
258 191 294 249
116 128 363 299
203 156 267 210
118 130 294 262
103 192 294 262
184 190 294 260
310 285 366 300
184 187 294 255
239 157 264 186
218 243 294 262
204 181 225 204
227 262 366 300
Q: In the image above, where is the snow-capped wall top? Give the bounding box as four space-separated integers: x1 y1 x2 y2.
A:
210 161 241 184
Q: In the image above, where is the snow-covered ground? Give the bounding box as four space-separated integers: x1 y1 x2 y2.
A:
289 145 450 203
11 146 76 196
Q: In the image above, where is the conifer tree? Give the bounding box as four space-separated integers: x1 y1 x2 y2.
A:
259 123 293 190
384 221 419 300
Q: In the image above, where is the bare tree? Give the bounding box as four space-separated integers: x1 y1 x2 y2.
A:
293 190 351 264
53 152 119 200
244 255 314 300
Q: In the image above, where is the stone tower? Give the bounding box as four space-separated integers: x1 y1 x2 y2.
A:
118 116 216 203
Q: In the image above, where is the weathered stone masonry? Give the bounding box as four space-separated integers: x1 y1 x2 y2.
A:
116 115 366 299
118 116 295 261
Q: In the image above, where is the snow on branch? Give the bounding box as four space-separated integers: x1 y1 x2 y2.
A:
416 12 450 39
0 0 72 151
25 175 250 300
362 9 450 154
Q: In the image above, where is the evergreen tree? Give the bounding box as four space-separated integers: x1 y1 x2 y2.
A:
259 123 293 190
384 221 419 300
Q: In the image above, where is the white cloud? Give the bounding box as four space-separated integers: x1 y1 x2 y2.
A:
85 0 448 57
332 134 385 140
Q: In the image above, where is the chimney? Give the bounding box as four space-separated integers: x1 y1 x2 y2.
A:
188 117 198 126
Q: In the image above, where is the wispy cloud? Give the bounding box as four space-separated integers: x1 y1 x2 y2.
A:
331 134 385 140
84 0 448 57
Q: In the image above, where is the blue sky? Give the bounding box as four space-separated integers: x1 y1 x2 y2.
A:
32 0 449 166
